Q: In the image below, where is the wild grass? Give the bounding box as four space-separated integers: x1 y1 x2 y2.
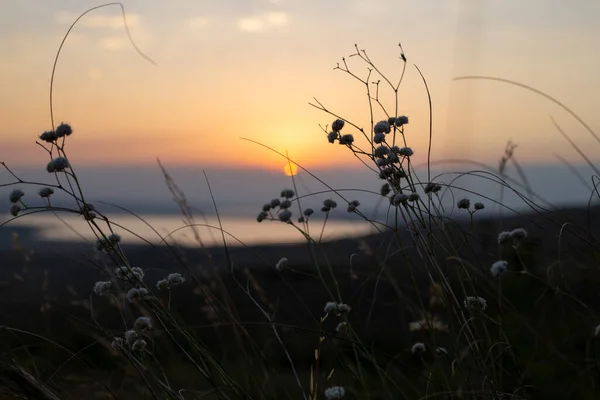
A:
1 3 600 400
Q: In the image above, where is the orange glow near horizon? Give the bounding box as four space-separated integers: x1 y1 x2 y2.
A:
283 162 298 176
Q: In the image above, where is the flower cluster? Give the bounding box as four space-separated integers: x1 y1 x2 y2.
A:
327 119 354 145
497 228 528 247
95 233 121 252
490 260 508 278
257 188 297 223
156 272 186 290
324 301 351 316
324 386 346 399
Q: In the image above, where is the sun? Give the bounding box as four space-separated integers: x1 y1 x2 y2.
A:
283 163 298 176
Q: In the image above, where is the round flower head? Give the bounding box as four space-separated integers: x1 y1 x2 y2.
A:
411 342 426 354
257 211 268 222
126 288 149 303
510 228 528 241
46 157 70 173
156 279 169 291
124 329 138 345
474 202 485 210
331 119 345 132
55 123 73 137
497 231 512 244
339 134 354 145
303 208 314 216
262 203 271 212
463 296 487 311
337 303 351 315
380 183 391 196
399 147 413 157
281 189 295 199
490 260 508 278
280 199 292 209
336 322 348 333
391 193 408 206
38 187 54 198
270 198 281 208
115 266 144 282
376 158 388 167
424 182 442 194
327 131 338 143
167 273 185 287
9 204 20 217
373 132 385 144
396 115 409 126
297 216 305 223
9 189 24 204
275 257 288 271
131 338 147 352
324 301 337 314
39 130 58 142
457 198 470 209
324 386 346 399
374 145 388 158
347 200 360 212
278 209 292 222
134 316 152 332
374 120 391 134
93 281 112 296
323 199 337 209
408 192 420 202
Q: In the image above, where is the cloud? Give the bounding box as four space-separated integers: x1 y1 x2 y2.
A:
98 35 129 51
237 12 290 33
55 11 140 30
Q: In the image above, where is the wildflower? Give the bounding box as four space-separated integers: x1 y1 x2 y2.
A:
336 322 347 333
279 209 292 222
463 296 487 311
395 115 409 126
156 279 169 290
38 187 54 198
124 330 138 345
374 145 388 158
490 260 508 278
374 120 391 134
373 132 385 144
331 119 345 132
324 386 346 399
115 266 144 282
257 211 268 222
391 193 408 206
262 203 271 212
270 198 281 208
93 281 112 296
281 189 295 199
297 216 305 223
457 198 470 209
380 183 391 196
303 208 314 216
510 228 528 241
131 339 147 352
111 337 124 349
9 204 20 217
275 257 288 271
337 303 351 315
134 316 152 332
46 157 70 173
9 189 24 203
339 134 354 145
411 342 426 354
39 130 58 142
408 192 420 202
324 301 338 314
424 182 442 194
323 199 337 209
126 287 149 303
474 202 485 210
399 147 413 157
497 231 512 244
376 158 387 167
327 131 338 143
55 123 73 137
280 199 292 209
167 273 185 287
347 200 360 212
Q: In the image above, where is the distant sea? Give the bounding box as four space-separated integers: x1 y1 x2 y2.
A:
5 213 376 247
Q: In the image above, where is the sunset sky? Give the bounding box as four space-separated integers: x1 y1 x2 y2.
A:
1 0 599 174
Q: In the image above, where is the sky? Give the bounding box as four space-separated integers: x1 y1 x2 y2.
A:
1 0 599 220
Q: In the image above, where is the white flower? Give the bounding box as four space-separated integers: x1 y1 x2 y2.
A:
463 296 487 311
167 273 185 287
411 342 426 354
93 281 112 296
134 316 152 332
46 157 70 173
126 287 149 302
115 266 144 282
324 386 346 399
324 301 337 314
497 231 512 244
490 260 508 278
157 279 169 291
9 189 24 204
124 330 138 345
510 228 528 241
275 257 288 271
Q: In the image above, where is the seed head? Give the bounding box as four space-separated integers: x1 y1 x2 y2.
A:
131 339 147 352
93 281 112 296
510 228 528 241
424 182 442 194
262 203 271 212
399 147 413 157
39 130 58 142
9 189 24 204
380 183 391 196
336 322 347 333
124 330 138 345
278 209 292 222
327 131 338 143
324 386 346 399
373 132 385 144
457 198 470 209
275 257 288 271
126 287 149 303
55 123 73 137
497 231 512 244
324 301 338 314
331 119 345 132
280 199 292 209
396 116 409 126
134 316 152 332
391 193 408 206
408 192 420 202
257 211 268 222
374 145 388 158
9 204 20 217
490 260 508 278
38 187 54 198
270 198 281 208
281 189 295 199
303 208 314 216
167 273 185 287
46 157 70 173
339 134 354 145
374 120 391 134
474 202 485 210
411 342 426 354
